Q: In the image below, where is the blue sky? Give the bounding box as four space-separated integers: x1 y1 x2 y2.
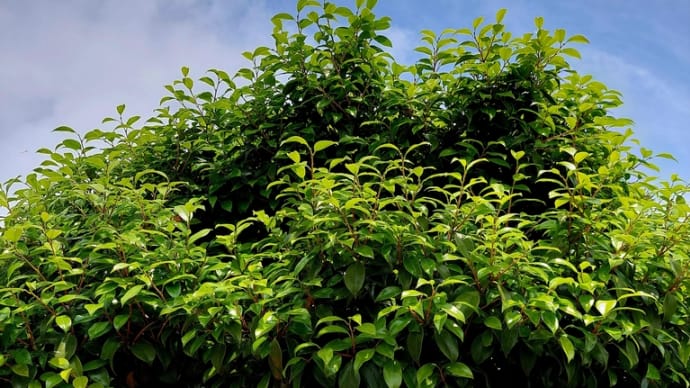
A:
1 0 688 185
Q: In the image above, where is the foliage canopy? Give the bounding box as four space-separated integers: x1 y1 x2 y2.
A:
1 1 689 387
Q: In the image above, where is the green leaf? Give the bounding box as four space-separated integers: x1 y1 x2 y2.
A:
376 286 401 302
62 335 77 360
131 341 156 364
88 321 111 340
53 125 76 134
316 346 337 376
354 348 375 372
210 343 227 373
61 138 82 151
49 357 70 369
339 360 361 388
183 77 193 89
417 363 436 385
55 315 72 332
445 362 473 379
383 359 402 388
113 314 129 331
484 316 502 330
406 331 423 363
11 363 29 377
344 262 366 296
541 311 559 334
374 35 393 47
121 285 143 305
356 323 377 336
100 337 120 363
559 335 575 363
663 294 678 322
44 373 63 388
504 310 521 330
645 363 660 380
189 228 212 245
435 330 459 361
355 245 374 259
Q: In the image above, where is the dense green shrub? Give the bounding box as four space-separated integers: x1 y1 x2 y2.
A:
1 1 689 387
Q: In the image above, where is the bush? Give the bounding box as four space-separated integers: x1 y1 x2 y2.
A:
1 1 689 387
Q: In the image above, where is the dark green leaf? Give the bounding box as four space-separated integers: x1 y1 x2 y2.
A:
344 262 365 295
435 330 459 361
131 341 156 364
383 359 402 388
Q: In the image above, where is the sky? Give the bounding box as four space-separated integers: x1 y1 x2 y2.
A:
1 0 688 188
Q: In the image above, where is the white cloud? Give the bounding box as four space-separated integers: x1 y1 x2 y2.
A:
0 0 274 182
576 47 690 178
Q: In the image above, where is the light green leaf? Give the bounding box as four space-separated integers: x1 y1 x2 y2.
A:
287 151 300 163
472 16 484 30
73 376 88 388
121 285 143 305
314 140 338 153
55 315 72 332
567 34 590 44
281 135 309 147
595 299 616 317
495 8 507 23
61 139 82 151
534 16 544 29
48 357 70 369
510 150 525 161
